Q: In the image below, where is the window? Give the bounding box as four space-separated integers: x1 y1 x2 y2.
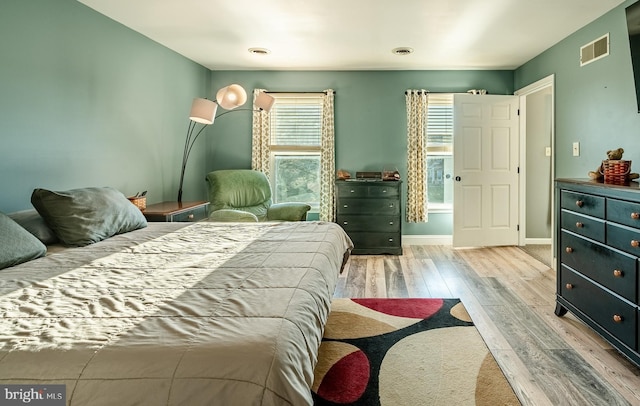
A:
427 94 453 212
269 94 323 211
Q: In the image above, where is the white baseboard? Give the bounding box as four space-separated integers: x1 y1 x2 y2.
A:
402 235 452 245
402 235 552 246
524 237 552 245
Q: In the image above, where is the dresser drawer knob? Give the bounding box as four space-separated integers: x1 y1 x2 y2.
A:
565 283 573 290
343 204 348 208
632 240 640 248
576 200 584 208
389 204 394 208
382 189 387 193
388 238 394 242
342 221 348 225
613 269 623 278
575 222 584 228
350 189 355 193
565 247 573 253
613 314 623 323
389 221 394 225
188 214 194 220
632 212 640 220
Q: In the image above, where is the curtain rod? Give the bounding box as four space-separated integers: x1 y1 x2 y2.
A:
265 90 335 95
404 91 471 95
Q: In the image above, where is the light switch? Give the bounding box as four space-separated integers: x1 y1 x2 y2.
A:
572 142 580 157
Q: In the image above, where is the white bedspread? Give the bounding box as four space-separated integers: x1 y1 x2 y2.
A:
0 221 352 405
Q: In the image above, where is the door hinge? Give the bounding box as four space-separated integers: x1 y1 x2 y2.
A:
517 224 520 231
517 167 520 174
517 109 520 116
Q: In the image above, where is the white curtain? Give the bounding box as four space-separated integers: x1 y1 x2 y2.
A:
319 89 336 222
251 88 271 176
405 90 428 223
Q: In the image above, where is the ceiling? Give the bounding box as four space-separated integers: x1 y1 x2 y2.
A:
78 0 626 71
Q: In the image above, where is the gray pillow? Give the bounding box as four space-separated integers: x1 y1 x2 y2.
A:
0 212 47 270
31 187 147 247
8 209 59 245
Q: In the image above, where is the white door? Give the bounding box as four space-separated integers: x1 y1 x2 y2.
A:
452 94 519 247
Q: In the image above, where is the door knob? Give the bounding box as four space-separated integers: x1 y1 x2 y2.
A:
455 176 461 181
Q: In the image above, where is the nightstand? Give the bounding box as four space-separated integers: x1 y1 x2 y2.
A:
142 201 209 222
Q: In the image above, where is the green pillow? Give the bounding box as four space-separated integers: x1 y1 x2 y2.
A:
31 187 147 247
0 212 47 270
9 209 59 245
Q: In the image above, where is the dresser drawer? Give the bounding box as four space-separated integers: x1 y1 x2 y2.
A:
560 230 637 302
337 215 400 232
560 209 605 243
560 265 637 349
560 190 605 218
336 183 400 198
337 198 399 215
606 223 640 257
348 232 401 250
607 198 640 230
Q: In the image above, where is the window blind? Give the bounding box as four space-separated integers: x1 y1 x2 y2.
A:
427 94 453 148
270 96 323 146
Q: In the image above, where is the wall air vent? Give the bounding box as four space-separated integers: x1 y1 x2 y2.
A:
580 33 609 66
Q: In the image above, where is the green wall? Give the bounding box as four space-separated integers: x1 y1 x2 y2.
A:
206 70 514 235
0 0 210 213
515 0 640 179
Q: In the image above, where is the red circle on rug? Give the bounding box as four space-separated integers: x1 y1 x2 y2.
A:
352 298 445 319
317 350 370 403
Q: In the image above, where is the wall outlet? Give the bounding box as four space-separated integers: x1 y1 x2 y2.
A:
572 142 580 156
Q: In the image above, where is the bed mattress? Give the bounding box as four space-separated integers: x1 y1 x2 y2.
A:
0 221 352 405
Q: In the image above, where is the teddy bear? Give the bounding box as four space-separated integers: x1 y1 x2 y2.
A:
588 148 640 181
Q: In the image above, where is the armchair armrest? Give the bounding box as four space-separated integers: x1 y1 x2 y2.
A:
267 203 311 221
208 209 259 222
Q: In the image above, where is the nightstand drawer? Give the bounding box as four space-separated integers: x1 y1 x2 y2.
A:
560 265 637 349
560 190 604 218
337 215 400 232
560 209 605 242
560 230 637 302
171 206 208 222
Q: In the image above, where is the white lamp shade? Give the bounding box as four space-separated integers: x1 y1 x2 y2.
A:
254 91 275 112
216 84 247 110
189 98 217 124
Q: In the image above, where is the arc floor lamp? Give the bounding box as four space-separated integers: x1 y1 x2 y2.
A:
177 85 275 202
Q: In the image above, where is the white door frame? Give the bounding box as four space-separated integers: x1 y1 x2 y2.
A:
514 74 555 247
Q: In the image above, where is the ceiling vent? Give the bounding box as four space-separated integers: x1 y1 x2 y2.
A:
580 33 609 66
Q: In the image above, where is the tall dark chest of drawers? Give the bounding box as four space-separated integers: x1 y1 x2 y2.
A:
335 180 402 255
556 179 640 365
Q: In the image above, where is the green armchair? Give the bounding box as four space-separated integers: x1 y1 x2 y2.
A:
205 169 311 222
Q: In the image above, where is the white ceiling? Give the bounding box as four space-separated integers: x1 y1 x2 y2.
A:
78 0 626 71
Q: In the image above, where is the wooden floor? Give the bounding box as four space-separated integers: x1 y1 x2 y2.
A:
334 245 640 406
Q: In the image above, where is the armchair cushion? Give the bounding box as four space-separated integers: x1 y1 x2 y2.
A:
208 209 259 222
267 203 312 221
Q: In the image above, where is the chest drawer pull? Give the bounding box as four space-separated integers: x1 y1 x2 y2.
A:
342 221 348 225
187 214 194 220
575 222 584 228
388 238 394 242
632 240 640 248
613 314 623 323
613 269 623 278
576 200 584 208
565 283 574 290
343 204 348 208
389 204 394 208
350 189 355 193
632 212 640 220
565 247 573 253
389 221 394 225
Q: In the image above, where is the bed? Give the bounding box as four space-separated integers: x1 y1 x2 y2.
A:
0 218 353 405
